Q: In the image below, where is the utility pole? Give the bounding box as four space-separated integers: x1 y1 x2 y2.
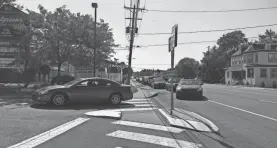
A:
91 3 98 77
207 46 210 82
125 0 143 84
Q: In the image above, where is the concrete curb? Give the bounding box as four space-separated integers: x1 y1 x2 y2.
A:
85 110 122 120
158 109 212 132
175 108 219 132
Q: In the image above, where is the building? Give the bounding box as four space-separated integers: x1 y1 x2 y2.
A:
225 43 277 87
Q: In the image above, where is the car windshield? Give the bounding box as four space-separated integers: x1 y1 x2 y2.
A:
170 78 182 83
63 78 82 86
180 80 199 85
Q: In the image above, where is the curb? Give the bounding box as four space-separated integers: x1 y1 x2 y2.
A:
158 109 212 132
175 108 219 132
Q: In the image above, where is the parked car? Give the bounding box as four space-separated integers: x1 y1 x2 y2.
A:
32 78 133 106
151 77 166 89
176 79 203 100
166 77 182 92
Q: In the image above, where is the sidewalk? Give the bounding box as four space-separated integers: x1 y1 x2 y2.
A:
206 83 277 91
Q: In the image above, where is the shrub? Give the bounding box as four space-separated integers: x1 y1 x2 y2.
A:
261 82 265 87
51 75 75 85
273 81 277 88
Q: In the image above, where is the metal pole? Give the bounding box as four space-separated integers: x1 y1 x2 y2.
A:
93 7 97 77
170 49 175 115
127 4 136 85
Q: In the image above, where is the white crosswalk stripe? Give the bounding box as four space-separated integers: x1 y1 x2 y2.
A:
107 130 202 148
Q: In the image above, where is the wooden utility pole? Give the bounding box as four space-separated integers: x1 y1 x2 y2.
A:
125 0 143 84
207 46 211 82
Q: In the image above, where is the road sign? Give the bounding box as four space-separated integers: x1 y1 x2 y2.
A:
0 4 28 68
168 24 178 52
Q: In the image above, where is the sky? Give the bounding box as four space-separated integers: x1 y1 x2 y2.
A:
16 0 277 71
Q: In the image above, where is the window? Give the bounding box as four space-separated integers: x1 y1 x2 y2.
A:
269 53 274 63
247 68 254 78
270 68 277 78
247 54 253 63
243 55 247 63
227 72 229 78
275 54 277 63
255 53 258 63
260 68 267 78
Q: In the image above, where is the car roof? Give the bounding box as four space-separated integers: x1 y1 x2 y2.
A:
80 77 120 83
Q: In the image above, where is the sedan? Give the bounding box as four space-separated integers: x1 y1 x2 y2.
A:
166 77 182 92
176 79 203 100
152 77 166 89
32 78 133 106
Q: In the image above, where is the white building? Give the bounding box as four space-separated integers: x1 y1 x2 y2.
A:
225 43 277 87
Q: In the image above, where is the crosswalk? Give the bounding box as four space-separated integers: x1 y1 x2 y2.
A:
107 120 202 148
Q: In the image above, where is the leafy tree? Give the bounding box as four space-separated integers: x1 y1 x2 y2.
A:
175 57 198 78
201 31 247 82
258 29 277 43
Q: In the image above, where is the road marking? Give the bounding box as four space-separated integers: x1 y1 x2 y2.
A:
112 120 183 133
258 99 277 104
7 117 90 148
209 100 277 122
120 104 156 107
125 99 148 101
205 87 276 97
123 101 149 104
107 108 155 112
107 130 202 148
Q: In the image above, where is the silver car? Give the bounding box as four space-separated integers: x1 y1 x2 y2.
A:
32 78 133 106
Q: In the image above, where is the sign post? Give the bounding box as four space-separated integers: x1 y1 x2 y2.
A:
169 24 178 115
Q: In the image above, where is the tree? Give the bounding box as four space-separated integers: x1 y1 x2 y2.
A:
201 31 247 82
258 29 277 43
175 57 198 79
34 5 117 78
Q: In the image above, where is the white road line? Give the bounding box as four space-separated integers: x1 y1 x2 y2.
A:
209 100 277 122
107 130 202 148
123 101 150 104
125 99 148 101
120 104 156 107
205 87 276 97
7 117 90 148
112 120 183 133
107 108 155 112
258 99 277 104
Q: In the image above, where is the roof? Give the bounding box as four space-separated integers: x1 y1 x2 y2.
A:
245 64 277 67
244 43 277 53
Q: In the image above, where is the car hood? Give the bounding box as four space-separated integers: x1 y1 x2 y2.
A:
154 81 166 84
179 85 201 89
36 85 65 92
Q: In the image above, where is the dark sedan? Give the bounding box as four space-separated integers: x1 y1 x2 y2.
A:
151 77 166 89
32 78 133 106
176 79 203 100
166 77 182 92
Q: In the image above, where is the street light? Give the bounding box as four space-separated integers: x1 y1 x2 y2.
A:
91 2 98 77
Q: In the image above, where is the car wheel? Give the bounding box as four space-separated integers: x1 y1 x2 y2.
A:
52 93 67 106
110 93 122 105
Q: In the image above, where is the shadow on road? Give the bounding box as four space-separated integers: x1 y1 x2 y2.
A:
178 96 209 101
30 102 136 110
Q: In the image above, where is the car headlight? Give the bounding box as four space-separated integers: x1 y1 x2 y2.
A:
39 90 49 95
176 86 181 91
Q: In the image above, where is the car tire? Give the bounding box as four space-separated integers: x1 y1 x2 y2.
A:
51 93 68 106
110 93 122 105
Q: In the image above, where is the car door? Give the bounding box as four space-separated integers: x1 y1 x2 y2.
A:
69 80 93 102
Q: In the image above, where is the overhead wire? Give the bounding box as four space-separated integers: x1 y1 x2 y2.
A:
145 6 277 13
139 23 277 35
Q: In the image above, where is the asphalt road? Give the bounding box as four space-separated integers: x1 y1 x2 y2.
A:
153 84 277 148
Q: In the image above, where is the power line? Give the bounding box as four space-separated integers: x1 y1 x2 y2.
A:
145 6 277 13
139 23 277 35
137 36 259 47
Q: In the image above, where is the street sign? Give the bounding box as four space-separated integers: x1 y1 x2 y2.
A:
168 24 178 52
0 4 29 68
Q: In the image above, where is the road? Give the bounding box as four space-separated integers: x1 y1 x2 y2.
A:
153 84 277 148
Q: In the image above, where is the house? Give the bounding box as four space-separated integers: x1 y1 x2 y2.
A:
225 43 277 87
